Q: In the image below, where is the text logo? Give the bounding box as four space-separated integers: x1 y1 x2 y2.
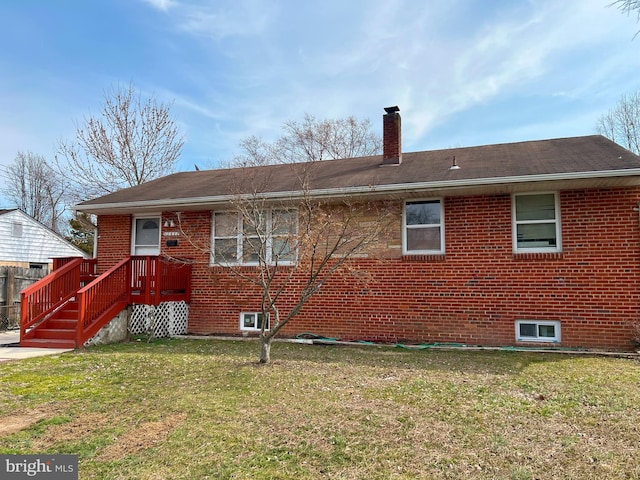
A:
0 455 78 479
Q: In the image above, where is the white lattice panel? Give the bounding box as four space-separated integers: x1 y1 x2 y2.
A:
153 305 170 338
129 301 189 338
130 304 152 334
169 301 189 335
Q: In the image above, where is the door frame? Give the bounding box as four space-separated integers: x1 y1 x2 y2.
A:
131 214 162 256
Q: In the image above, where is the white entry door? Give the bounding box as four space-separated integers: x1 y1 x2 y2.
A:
132 217 161 255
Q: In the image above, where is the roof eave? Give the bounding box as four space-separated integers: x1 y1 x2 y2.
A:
74 169 640 215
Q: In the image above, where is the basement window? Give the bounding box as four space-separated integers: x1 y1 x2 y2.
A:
240 312 269 332
515 320 561 343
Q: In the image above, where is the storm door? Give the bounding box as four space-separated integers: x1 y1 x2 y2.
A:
132 217 161 256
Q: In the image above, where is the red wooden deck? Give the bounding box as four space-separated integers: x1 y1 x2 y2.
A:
20 256 191 348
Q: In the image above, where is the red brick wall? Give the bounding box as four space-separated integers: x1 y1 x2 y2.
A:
95 187 640 351
96 215 132 273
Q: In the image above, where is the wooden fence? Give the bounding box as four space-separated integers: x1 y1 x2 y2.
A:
0 266 48 329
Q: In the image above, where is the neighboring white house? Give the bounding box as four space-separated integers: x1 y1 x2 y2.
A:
0 209 89 270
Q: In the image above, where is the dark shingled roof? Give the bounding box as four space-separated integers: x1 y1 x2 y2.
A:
76 135 640 213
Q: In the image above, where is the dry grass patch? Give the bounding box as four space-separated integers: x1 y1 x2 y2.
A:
0 339 638 479
0 404 59 437
97 413 187 461
29 412 113 452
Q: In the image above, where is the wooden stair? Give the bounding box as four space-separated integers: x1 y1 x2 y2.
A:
20 256 191 349
20 300 79 349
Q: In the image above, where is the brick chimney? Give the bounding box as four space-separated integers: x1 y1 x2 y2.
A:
382 105 401 166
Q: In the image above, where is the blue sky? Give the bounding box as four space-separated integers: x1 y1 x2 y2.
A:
0 0 638 204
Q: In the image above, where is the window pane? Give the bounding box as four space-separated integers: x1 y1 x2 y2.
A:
407 227 441 251
242 238 261 263
406 201 440 225
273 237 294 261
11 222 23 237
257 313 269 330
243 211 265 235
516 194 555 221
519 323 537 337
538 324 556 338
214 238 238 262
135 218 159 246
214 212 237 237
243 314 256 329
516 223 556 248
273 210 296 235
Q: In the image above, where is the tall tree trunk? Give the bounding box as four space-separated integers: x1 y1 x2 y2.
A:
259 335 272 364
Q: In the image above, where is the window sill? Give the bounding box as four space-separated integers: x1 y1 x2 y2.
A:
210 263 295 272
513 251 563 261
402 254 446 262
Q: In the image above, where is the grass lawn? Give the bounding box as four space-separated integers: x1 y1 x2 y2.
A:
0 339 639 479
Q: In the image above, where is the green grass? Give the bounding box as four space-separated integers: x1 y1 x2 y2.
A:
1 339 639 479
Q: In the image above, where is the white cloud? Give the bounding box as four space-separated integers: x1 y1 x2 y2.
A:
174 0 276 40
1 0 637 180
392 0 640 148
141 0 177 12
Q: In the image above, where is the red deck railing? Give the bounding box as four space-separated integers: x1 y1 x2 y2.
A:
20 257 83 339
21 256 191 348
52 257 97 284
130 256 192 305
76 256 191 346
76 257 131 347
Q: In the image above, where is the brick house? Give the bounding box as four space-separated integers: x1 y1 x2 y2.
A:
71 106 640 351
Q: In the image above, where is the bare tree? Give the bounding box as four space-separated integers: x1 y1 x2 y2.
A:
611 0 640 35
57 83 184 201
174 116 390 363
1 151 66 233
596 90 640 155
612 0 640 21
183 164 395 363
232 114 381 166
227 116 386 362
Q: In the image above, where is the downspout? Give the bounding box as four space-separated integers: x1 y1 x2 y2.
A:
634 203 640 348
93 224 98 259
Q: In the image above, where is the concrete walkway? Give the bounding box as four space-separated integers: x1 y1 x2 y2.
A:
0 330 73 362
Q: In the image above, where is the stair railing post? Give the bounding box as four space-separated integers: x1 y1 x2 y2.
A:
143 256 150 306
76 289 85 349
126 257 132 304
154 256 161 306
19 290 28 341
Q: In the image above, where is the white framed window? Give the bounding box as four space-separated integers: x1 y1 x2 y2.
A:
11 221 23 238
515 320 561 343
403 199 444 254
513 193 561 252
212 209 297 265
240 312 269 331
